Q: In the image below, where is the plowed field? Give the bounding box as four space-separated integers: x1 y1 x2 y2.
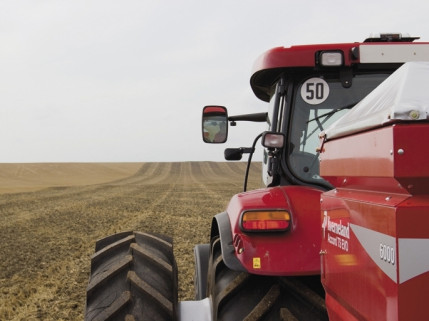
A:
0 162 261 321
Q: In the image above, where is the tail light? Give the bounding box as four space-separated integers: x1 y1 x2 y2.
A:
241 210 291 232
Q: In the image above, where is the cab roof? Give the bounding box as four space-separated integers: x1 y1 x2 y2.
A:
250 37 429 102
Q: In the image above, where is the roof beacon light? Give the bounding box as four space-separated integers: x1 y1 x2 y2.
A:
320 51 343 66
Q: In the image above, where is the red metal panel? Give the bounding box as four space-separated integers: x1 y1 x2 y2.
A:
398 271 429 320
321 191 401 321
226 185 322 275
250 42 360 101
396 196 429 320
251 43 361 73
252 41 429 76
321 122 429 320
320 123 429 194
396 196 429 238
320 126 395 178
393 124 429 194
322 192 429 321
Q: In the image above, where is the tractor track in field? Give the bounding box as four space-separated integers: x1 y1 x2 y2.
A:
0 162 261 321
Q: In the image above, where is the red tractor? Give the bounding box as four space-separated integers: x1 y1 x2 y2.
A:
85 34 429 320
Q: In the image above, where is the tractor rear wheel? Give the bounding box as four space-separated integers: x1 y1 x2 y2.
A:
85 231 178 321
207 236 328 321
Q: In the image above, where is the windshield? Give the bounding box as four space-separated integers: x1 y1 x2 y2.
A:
288 73 389 185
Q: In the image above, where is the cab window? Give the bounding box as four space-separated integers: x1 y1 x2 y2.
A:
288 73 389 184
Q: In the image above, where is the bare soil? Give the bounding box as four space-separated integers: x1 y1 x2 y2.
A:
0 162 261 321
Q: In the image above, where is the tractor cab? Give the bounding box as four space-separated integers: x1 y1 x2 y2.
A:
203 34 428 190
260 69 389 188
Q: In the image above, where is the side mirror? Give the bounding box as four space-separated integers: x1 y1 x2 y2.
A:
202 106 228 143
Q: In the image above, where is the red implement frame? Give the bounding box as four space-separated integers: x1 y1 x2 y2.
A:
320 123 429 320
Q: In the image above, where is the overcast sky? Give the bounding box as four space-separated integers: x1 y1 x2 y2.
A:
1 0 428 162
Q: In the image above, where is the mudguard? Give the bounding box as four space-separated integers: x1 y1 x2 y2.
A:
211 212 246 272
212 186 323 275
193 243 211 300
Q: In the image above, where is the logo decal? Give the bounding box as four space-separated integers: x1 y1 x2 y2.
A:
322 210 349 252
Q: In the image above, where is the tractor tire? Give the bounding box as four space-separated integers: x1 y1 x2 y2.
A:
207 236 328 321
85 231 178 321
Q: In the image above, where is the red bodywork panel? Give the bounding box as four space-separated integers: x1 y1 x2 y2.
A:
250 41 429 102
252 43 358 70
250 43 359 101
320 123 429 194
226 185 322 276
320 123 429 320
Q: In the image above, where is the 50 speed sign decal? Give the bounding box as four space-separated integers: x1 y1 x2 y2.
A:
301 78 329 105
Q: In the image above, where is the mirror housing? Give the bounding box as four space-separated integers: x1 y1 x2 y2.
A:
224 148 243 161
202 106 228 143
224 147 255 161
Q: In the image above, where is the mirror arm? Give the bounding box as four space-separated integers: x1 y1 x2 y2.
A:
240 147 255 154
228 112 268 124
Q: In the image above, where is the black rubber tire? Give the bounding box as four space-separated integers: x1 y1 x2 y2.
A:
207 236 328 321
85 231 178 321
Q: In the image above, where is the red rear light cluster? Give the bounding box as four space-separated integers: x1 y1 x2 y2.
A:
241 210 291 232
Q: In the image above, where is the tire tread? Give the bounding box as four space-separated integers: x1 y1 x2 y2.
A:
85 231 177 321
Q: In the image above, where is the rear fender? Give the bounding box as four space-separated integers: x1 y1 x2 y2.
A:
211 212 246 272
225 186 323 275
194 244 210 300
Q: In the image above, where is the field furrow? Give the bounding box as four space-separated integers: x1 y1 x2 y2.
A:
0 161 261 321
